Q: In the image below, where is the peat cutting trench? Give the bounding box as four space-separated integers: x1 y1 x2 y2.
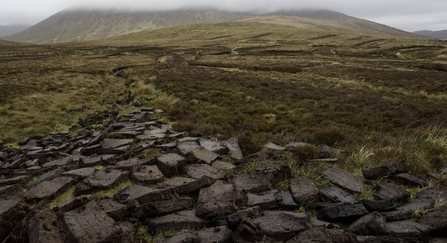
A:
0 107 446 243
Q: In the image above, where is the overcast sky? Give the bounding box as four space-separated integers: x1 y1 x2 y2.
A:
1 0 446 31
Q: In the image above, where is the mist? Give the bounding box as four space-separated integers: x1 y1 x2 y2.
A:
1 0 447 31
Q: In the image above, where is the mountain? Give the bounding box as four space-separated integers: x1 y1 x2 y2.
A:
413 30 447 40
2 8 414 44
0 25 30 37
2 8 244 44
245 9 413 37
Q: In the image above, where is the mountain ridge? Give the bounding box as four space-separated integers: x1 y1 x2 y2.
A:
0 25 30 37
413 30 447 40
2 8 415 44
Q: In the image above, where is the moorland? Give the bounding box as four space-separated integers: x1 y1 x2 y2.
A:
1 14 447 241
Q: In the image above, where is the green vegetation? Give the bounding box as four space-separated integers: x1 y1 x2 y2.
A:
48 185 76 208
94 179 132 200
135 226 176 243
137 148 162 160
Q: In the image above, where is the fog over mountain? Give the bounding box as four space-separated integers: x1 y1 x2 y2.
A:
1 0 447 31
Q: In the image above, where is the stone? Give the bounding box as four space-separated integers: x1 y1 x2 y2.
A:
131 165 164 183
238 210 312 242
97 145 130 154
232 173 271 193
178 137 199 142
155 141 177 149
21 139 40 151
360 199 399 212
81 144 102 155
317 204 369 222
320 167 364 193
156 153 186 177
114 184 177 204
0 197 30 240
136 133 165 141
184 164 226 180
419 204 447 236
24 177 76 203
225 206 262 228
279 190 300 210
97 199 130 221
374 182 410 202
362 162 409 180
263 142 286 150
389 173 429 187
177 140 201 155
318 145 336 159
116 221 136 243
42 156 73 168
286 227 359 243
191 147 219 164
320 186 357 204
62 167 96 179
289 176 320 205
347 212 386 236
156 230 200 243
33 167 65 185
223 137 244 160
146 209 209 234
397 198 435 212
110 157 152 170
233 162 290 193
7 158 24 169
100 138 134 149
0 184 20 195
211 160 236 171
87 127 111 146
25 159 39 167
28 209 63 243
158 176 215 194
197 226 233 243
311 219 340 229
79 156 103 167
196 180 235 219
54 195 95 213
135 197 194 218
383 221 429 242
129 143 154 156
75 170 128 195
62 201 121 243
0 175 29 186
247 190 280 210
199 137 229 155
380 210 414 221
417 186 447 201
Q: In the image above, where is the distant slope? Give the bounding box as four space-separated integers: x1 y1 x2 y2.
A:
0 25 30 37
413 30 447 40
2 9 244 44
240 9 414 37
2 8 414 44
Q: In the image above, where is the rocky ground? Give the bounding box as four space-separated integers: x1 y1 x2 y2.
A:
0 107 446 243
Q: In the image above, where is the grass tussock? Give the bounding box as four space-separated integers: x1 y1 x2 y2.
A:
94 179 132 200
48 185 76 208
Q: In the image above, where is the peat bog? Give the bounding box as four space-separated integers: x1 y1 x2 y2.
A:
0 20 447 242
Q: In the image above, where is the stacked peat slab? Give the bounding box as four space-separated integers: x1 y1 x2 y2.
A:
0 107 446 242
